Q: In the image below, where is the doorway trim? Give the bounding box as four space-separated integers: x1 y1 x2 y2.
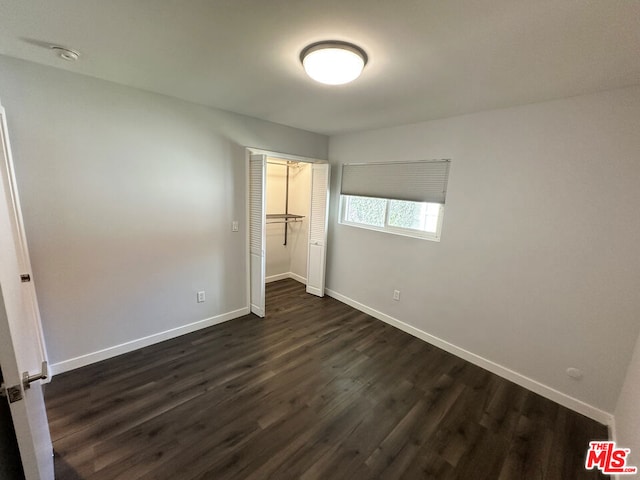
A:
245 147 328 315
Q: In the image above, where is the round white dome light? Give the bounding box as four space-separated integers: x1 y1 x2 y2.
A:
301 41 367 85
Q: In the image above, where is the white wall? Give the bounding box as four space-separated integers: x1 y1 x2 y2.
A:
0 55 327 369
327 85 640 416
265 161 310 281
615 330 640 467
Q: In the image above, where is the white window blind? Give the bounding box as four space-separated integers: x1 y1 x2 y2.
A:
340 160 450 204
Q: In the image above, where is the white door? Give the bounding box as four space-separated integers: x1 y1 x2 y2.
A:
0 103 53 479
306 163 330 297
249 154 266 317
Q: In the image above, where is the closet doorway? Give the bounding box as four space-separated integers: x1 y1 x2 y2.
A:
247 149 329 317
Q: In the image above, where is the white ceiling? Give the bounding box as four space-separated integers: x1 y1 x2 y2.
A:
1 0 639 135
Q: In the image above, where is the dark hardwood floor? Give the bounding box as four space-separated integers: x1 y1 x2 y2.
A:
44 279 608 479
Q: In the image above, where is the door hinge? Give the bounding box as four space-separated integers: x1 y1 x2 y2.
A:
20 273 31 283
0 383 23 403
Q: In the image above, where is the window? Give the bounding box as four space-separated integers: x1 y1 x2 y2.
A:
339 160 450 241
340 195 444 240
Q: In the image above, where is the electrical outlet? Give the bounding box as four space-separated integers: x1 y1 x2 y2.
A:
393 290 400 301
232 221 239 232
197 291 206 303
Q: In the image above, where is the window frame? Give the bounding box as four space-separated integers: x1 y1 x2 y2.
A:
339 194 444 242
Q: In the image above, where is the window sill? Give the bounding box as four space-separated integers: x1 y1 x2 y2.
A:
338 220 441 242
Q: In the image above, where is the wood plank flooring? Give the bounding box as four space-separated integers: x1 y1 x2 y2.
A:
44 279 609 479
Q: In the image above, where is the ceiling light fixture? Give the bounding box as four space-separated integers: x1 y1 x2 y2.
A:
50 45 80 61
300 41 367 85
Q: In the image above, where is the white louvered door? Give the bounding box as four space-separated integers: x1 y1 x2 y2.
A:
306 163 330 297
249 154 266 317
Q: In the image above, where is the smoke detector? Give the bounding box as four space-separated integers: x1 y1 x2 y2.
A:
50 45 80 61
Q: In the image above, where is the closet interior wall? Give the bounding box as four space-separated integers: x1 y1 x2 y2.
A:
265 159 310 283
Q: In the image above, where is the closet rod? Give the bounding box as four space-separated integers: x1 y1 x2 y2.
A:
267 161 302 167
266 219 303 225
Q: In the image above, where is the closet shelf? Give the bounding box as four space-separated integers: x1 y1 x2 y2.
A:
266 213 305 224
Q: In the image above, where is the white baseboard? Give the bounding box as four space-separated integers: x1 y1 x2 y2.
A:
266 273 290 283
266 272 307 285
325 288 613 425
288 272 307 284
49 307 250 376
